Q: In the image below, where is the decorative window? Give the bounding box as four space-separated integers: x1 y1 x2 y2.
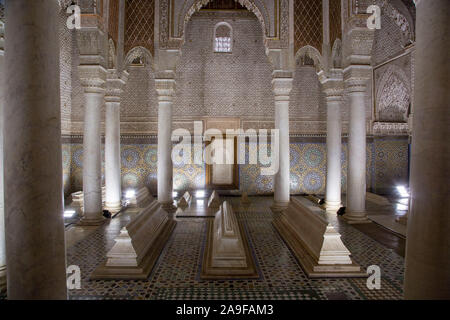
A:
214 22 232 53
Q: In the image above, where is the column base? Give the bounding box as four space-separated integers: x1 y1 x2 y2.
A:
77 216 106 226
396 213 408 226
324 200 342 213
343 211 371 224
270 200 290 214
0 266 6 293
104 201 122 214
160 201 177 217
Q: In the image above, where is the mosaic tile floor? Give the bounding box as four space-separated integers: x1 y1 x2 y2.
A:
65 196 405 300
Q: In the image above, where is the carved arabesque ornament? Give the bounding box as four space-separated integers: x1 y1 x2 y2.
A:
376 66 410 123
377 0 414 45
295 45 325 73
124 46 153 69
159 0 289 51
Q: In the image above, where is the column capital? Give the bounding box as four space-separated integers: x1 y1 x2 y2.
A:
105 69 128 102
320 69 344 102
272 76 293 101
78 65 107 94
343 65 371 93
324 87 344 102
155 78 176 102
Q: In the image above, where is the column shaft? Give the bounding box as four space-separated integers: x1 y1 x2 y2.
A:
156 79 176 213
3 0 67 299
81 92 105 225
343 67 371 224
404 0 450 299
104 70 127 213
104 101 121 212
0 17 6 293
325 96 342 211
271 77 293 213
347 91 366 213
274 101 290 204
157 101 173 204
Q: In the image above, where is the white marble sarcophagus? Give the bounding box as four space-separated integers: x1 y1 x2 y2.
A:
273 197 366 278
91 201 176 280
201 201 257 279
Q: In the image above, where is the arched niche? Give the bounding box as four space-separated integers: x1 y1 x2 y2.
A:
294 45 325 73
376 65 411 123
124 46 154 70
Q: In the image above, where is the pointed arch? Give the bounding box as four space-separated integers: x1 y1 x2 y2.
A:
295 45 325 73
124 46 154 70
180 0 270 43
376 65 410 122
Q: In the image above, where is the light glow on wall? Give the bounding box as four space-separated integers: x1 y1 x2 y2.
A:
396 185 409 198
125 189 136 199
64 209 76 218
196 190 206 198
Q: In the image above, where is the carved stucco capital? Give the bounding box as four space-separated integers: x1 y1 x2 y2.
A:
272 75 293 102
105 70 129 102
155 78 176 102
343 65 371 93
78 65 107 94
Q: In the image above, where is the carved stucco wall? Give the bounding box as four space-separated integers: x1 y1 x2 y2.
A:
372 51 412 135
59 10 73 135
117 11 331 134
290 63 326 118
121 65 158 120
174 11 274 119
372 0 415 64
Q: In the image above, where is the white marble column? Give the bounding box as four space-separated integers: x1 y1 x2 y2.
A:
271 76 293 213
104 70 128 213
3 0 67 299
0 16 6 294
404 0 450 299
79 66 107 225
343 66 371 224
321 74 344 212
155 79 176 213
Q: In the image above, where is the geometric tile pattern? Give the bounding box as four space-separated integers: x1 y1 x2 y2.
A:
374 137 409 194
240 141 377 196
64 143 205 197
66 197 404 300
294 0 323 54
63 138 408 198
